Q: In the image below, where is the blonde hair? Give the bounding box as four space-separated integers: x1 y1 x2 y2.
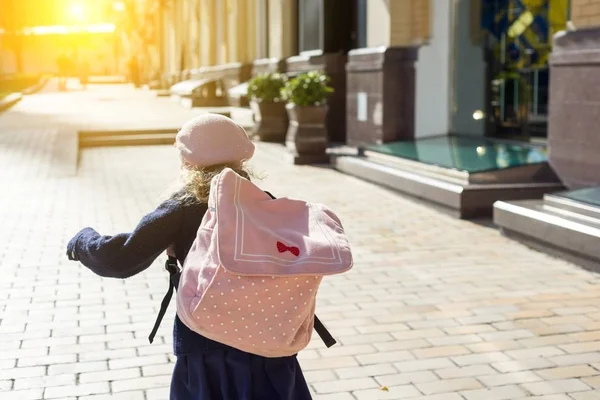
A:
175 162 254 204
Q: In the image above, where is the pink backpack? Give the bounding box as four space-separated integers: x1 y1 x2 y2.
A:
149 168 353 357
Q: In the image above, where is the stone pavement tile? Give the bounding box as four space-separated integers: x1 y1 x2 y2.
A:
338 333 394 346
374 339 431 352
392 329 447 341
532 325 586 336
13 373 74 390
312 377 379 394
409 395 465 400
44 382 110 399
492 358 557 373
451 352 511 366
394 358 455 372
48 361 107 375
570 392 600 400
434 365 498 379
413 346 471 359
467 340 522 353
304 370 337 383
317 344 377 358
536 365 600 380
427 335 483 346
142 363 174 377
80 392 145 400
460 385 527 400
0 366 47 380
78 348 138 363
515 396 571 400
356 323 410 334
313 394 356 400
353 384 422 399
416 378 483 395
375 371 439 386
570 331 600 342
0 388 44 400
298 349 321 360
356 350 415 365
80 367 141 383
552 307 599 316
443 325 496 335
335 363 397 379
478 371 543 387
108 354 168 370
550 352 600 366
111 375 172 393
479 329 535 341
505 346 566 359
518 334 577 348
300 356 359 371
0 359 16 370
581 375 600 389
18 353 77 367
146 387 171 400
559 341 600 354
521 379 592 395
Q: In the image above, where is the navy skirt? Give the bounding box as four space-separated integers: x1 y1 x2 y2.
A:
171 317 312 400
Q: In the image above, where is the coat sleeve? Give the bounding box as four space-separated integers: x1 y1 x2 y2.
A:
66 199 183 279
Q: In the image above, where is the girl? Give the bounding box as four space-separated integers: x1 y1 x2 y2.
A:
66 114 313 400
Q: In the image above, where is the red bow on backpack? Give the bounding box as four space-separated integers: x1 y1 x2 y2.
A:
277 241 300 257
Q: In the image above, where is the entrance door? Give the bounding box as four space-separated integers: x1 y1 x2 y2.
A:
481 0 568 139
298 0 362 53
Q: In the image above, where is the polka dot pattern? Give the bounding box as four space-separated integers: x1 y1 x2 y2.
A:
188 267 322 357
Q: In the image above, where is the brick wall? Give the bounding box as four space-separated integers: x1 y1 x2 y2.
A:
571 0 600 28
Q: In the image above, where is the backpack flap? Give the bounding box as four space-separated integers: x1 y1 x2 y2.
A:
212 169 353 276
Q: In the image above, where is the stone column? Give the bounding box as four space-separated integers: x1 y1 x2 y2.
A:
268 0 298 59
547 0 600 188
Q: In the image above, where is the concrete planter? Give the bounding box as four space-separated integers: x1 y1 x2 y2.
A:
285 103 329 165
250 100 288 142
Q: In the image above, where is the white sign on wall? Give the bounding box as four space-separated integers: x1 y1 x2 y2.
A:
357 92 368 122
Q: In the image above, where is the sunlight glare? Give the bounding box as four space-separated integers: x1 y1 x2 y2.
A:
69 3 85 21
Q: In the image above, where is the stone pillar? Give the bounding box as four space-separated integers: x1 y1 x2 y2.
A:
548 25 600 188
346 47 418 146
268 0 298 59
200 0 217 66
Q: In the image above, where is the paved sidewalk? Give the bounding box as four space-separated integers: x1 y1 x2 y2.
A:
1 84 600 400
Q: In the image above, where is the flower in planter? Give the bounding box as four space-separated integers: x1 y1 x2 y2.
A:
281 71 334 107
247 73 288 103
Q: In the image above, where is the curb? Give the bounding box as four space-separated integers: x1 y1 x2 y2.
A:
0 93 23 112
21 75 50 95
0 75 50 113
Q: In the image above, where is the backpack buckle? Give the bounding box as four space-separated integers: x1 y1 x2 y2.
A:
165 256 179 275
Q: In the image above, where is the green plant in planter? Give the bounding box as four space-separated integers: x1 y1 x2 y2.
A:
281 71 334 107
247 73 287 103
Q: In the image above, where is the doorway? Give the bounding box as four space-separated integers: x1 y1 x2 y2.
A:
481 0 569 139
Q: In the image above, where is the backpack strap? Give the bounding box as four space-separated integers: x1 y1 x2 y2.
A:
148 255 180 344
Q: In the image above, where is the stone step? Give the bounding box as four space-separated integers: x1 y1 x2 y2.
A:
79 132 176 148
79 128 179 138
494 199 600 271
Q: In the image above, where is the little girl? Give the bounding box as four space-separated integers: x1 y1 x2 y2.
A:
67 114 313 399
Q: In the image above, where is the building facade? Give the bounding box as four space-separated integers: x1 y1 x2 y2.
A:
159 0 299 75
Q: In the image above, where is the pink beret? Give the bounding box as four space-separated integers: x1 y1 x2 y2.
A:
175 114 255 167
